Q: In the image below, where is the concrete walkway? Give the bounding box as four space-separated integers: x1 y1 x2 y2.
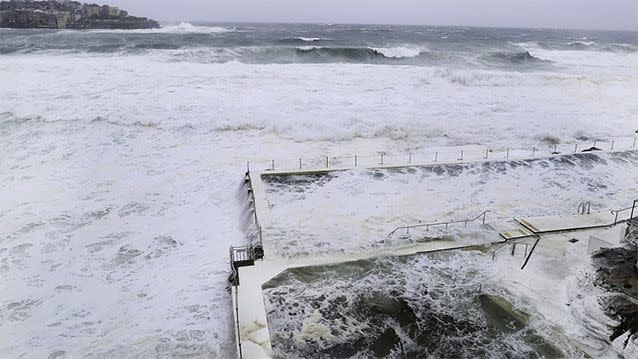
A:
518 211 630 234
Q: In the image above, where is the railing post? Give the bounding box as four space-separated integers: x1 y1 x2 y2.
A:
299 158 302 170
506 148 509 159
354 155 358 167
485 149 489 159
611 140 614 150
434 151 438 162
633 137 637 148
553 144 557 153
271 160 275 171
408 153 412 163
459 150 464 161
326 156 329 168
532 147 536 157
482 212 487 224
574 143 578 153
631 199 637 219
380 153 384 165
614 211 619 225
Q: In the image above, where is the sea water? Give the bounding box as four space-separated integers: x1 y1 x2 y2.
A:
0 23 637 357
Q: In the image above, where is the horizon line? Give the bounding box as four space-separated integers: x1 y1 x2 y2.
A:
154 19 638 33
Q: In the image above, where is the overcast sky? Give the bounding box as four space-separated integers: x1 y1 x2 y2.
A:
104 0 637 31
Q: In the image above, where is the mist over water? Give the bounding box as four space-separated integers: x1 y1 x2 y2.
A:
0 23 637 357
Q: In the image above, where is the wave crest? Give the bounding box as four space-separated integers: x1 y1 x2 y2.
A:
484 51 549 65
295 46 423 60
161 22 235 34
370 47 423 58
88 22 235 34
277 37 329 45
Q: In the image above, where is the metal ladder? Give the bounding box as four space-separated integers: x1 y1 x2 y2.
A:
577 201 591 215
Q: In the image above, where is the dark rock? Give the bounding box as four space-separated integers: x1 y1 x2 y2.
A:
592 244 638 298
600 295 638 347
592 223 638 347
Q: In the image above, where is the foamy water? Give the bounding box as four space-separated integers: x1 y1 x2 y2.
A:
0 23 637 357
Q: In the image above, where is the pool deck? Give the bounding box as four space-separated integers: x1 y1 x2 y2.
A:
231 151 637 359
518 211 630 234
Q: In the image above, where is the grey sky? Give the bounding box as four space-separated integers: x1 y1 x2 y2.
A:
105 0 637 30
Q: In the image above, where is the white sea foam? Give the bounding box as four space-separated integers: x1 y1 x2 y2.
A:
160 22 236 34
295 45 318 51
0 36 637 357
568 41 598 47
296 37 325 42
370 46 423 58
87 22 235 34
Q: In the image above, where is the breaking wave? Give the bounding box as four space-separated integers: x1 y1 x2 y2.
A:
295 46 424 60
88 22 236 34
516 40 637 54
484 51 549 65
370 46 423 58
567 41 598 49
278 37 328 44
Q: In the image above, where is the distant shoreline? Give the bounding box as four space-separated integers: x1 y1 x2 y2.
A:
0 0 159 30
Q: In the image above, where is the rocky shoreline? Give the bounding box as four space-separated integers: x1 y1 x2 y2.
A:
593 219 638 349
0 0 159 29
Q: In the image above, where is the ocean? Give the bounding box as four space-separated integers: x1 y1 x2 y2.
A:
0 22 637 357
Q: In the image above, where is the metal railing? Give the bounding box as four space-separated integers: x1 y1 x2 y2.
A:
387 210 491 237
611 199 638 225
248 136 637 173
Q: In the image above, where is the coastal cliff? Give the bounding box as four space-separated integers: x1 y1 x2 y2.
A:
0 0 159 29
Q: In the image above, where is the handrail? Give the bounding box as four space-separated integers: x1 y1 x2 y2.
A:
251 135 637 172
611 199 638 225
387 210 491 237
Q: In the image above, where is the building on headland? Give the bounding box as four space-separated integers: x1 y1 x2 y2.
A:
55 10 70 28
108 6 120 17
0 0 159 29
84 3 101 18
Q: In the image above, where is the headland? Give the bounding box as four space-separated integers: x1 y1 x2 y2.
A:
0 0 159 29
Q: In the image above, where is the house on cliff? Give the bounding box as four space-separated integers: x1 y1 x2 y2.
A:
84 3 100 18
